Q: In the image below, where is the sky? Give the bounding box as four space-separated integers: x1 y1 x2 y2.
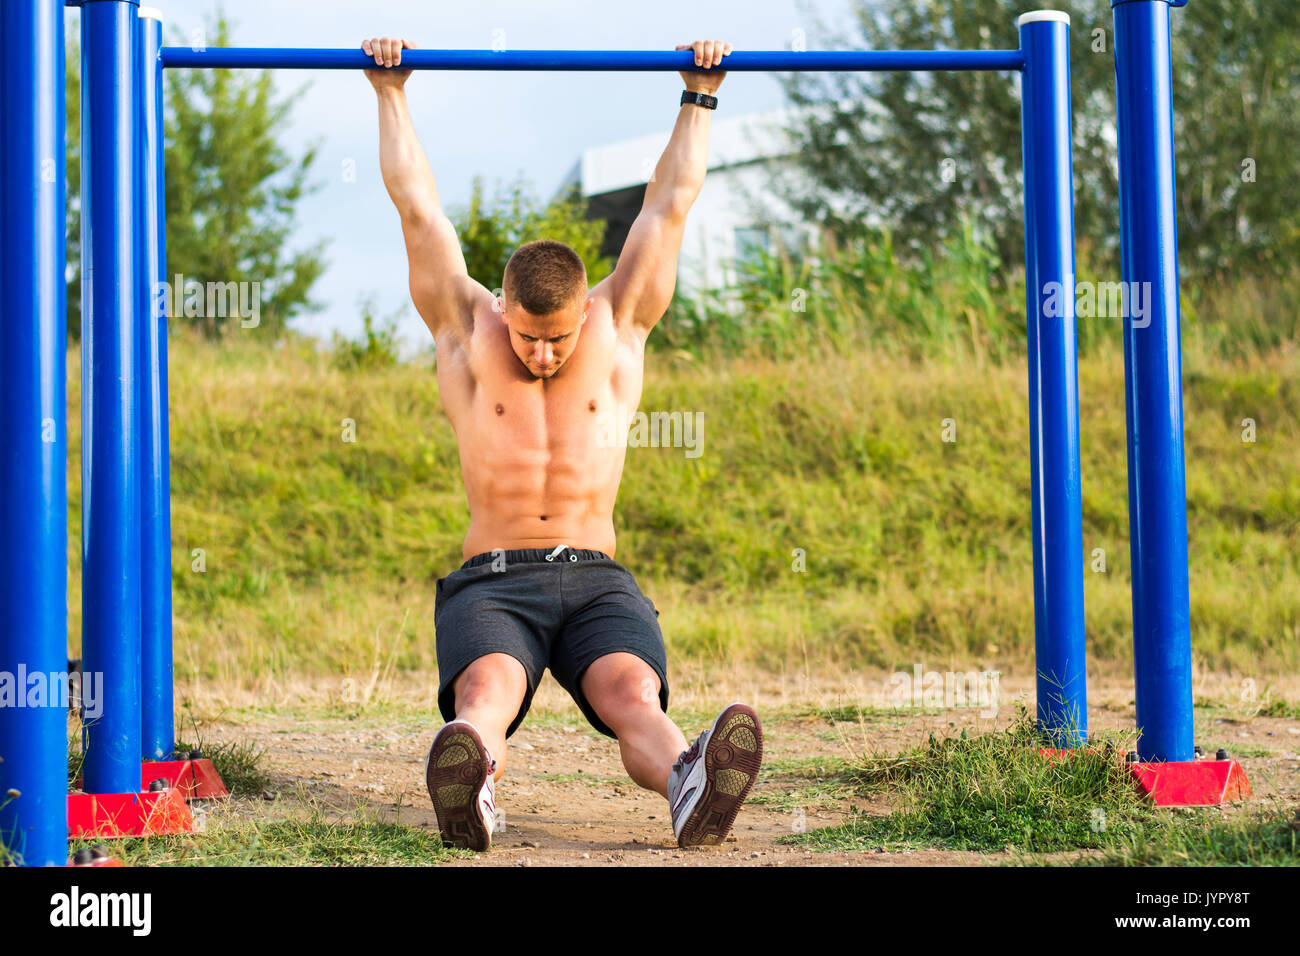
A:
130 0 850 351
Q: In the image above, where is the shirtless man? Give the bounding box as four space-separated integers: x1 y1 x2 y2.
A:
363 36 763 852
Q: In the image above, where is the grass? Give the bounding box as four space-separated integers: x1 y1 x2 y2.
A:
57 320 1300 689
794 703 946 722
659 222 1300 367
40 696 1299 867
750 755 860 812
529 771 626 786
1257 698 1300 720
66 728 271 797
15 216 1299 867
35 237 1300 866
1080 804 1300 866
173 738 272 796
54 224 1300 686
782 707 1157 854
780 709 1300 865
68 798 470 867
60 740 466 866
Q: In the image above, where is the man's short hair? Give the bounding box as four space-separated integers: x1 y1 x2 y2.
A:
503 240 588 315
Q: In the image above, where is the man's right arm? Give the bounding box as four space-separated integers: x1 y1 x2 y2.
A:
365 38 487 345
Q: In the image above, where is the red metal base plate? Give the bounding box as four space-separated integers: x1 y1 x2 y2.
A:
67 788 193 838
141 758 229 799
1036 749 1251 806
1129 759 1252 806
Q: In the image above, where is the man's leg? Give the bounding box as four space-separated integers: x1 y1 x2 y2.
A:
580 652 688 797
449 652 528 782
427 652 528 851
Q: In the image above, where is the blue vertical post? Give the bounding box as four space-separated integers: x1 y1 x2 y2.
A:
1111 0 1193 763
80 0 143 795
0 0 70 867
1018 10 1087 745
138 6 174 763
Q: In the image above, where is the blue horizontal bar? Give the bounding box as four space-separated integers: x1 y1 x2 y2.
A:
160 47 1025 72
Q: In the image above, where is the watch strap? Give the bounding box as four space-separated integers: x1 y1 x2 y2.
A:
680 90 718 110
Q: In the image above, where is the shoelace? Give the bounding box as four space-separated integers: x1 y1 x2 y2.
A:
674 739 701 773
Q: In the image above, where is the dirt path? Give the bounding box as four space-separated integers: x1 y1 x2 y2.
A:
193 669 1300 866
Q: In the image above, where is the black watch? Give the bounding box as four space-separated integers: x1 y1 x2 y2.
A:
681 90 718 110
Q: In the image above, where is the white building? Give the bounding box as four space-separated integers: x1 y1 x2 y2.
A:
556 106 829 294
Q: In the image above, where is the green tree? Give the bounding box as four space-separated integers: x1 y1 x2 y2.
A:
331 297 403 370
451 176 612 293
64 12 326 340
775 0 1117 273
774 0 1300 280
1172 0 1300 275
162 13 325 337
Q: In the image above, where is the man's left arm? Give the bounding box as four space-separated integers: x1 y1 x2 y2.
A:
591 40 731 337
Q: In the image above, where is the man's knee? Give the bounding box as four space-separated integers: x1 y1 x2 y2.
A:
453 653 528 713
581 653 662 727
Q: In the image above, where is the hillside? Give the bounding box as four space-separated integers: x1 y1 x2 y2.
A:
62 330 1300 686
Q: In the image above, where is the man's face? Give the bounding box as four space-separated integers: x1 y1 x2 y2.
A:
500 295 591 379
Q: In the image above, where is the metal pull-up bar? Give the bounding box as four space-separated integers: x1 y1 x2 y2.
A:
158 47 1027 72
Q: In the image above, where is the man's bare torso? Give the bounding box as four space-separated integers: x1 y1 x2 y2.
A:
435 291 643 561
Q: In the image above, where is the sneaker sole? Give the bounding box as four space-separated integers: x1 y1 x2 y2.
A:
425 722 493 851
676 703 764 848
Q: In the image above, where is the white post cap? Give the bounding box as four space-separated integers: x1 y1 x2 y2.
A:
1017 10 1070 27
138 6 165 21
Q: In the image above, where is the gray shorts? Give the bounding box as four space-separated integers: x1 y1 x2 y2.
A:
434 547 669 739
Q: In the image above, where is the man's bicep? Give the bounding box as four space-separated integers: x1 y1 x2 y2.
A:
602 207 688 333
402 208 478 337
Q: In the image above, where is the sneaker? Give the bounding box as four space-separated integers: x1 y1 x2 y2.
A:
425 720 497 851
668 702 763 847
